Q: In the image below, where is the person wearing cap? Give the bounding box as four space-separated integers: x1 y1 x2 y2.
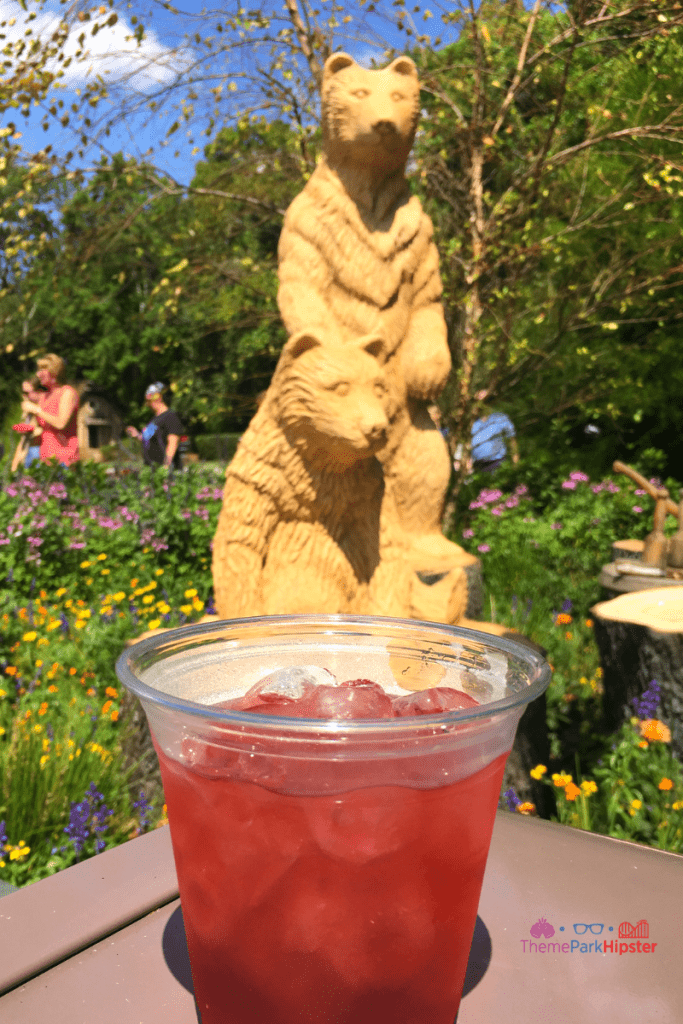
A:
126 383 185 470
20 354 79 466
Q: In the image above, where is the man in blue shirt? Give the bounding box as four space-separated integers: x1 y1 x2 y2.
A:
471 390 519 472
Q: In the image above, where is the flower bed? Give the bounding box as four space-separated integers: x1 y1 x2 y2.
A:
456 469 683 852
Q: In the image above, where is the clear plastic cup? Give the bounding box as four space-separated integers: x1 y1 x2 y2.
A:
116 614 550 1024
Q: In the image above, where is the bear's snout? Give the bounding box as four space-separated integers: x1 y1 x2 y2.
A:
372 119 398 138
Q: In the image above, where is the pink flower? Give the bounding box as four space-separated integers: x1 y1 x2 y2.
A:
462 528 474 539
478 544 490 553
570 471 589 482
635 489 646 496
632 506 643 513
551 523 563 530
491 506 503 516
561 480 577 490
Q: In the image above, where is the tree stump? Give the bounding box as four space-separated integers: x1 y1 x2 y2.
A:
591 587 683 759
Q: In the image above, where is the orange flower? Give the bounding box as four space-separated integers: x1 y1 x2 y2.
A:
565 631 573 641
4 666 17 676
639 719 671 743
517 802 536 815
585 618 593 628
101 700 113 714
564 782 582 802
658 778 674 791
556 612 572 625
110 710 119 722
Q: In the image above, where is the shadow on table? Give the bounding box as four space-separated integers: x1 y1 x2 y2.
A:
162 905 201 1022
162 905 492 1020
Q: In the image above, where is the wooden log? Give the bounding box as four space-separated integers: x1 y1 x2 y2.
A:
591 587 683 759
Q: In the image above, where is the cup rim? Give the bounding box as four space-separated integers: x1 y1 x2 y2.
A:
115 613 551 735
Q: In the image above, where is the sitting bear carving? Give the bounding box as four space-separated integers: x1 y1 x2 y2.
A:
212 331 390 618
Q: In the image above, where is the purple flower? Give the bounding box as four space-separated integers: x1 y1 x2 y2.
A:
562 599 573 612
504 788 521 812
0 820 7 847
64 800 91 857
133 791 153 832
632 680 661 719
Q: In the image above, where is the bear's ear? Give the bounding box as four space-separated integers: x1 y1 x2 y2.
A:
358 335 387 365
282 331 322 362
387 56 418 80
324 52 356 80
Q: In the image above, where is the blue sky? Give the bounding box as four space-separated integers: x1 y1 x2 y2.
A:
2 0 453 185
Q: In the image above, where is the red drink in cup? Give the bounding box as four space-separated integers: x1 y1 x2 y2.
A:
117 615 550 1024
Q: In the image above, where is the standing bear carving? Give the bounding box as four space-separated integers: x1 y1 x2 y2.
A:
213 51 479 625
211 331 390 618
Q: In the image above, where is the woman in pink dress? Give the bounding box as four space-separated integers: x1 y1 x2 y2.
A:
21 354 80 465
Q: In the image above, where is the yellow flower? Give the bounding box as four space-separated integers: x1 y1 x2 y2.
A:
35 660 43 667
156 602 171 615
101 568 111 576
564 782 581 802
659 777 674 791
56 587 67 598
101 606 113 616
673 801 683 811
85 578 93 585
581 780 598 796
0 688 6 698
630 799 642 816
22 631 37 642
155 568 164 576
639 719 671 743
40 754 49 768
9 840 30 861
80 560 91 569
184 588 198 599
112 591 126 602
192 598 204 612
74 619 87 630
180 604 193 616
148 618 162 630
142 595 154 605
37 637 49 647
530 764 547 780
517 802 536 815
552 772 572 788
97 553 107 561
